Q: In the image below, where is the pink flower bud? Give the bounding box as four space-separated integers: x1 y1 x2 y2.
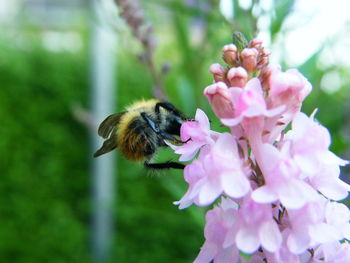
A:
204 82 235 118
227 67 248 88
257 48 270 69
209 63 228 83
241 48 259 71
249 38 263 49
257 55 269 69
222 44 238 66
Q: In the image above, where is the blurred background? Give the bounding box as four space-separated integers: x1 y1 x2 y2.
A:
0 0 349 262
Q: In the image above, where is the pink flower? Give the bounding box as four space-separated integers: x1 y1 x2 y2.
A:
285 112 350 200
261 66 312 142
168 35 350 263
264 231 305 263
174 133 250 208
284 196 345 255
324 201 350 240
221 78 284 128
204 82 235 118
231 196 282 254
166 109 218 161
252 143 318 209
268 67 312 108
313 241 350 263
194 197 240 263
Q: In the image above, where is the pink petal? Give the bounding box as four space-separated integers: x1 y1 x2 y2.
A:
164 140 203 162
287 229 310 254
221 171 250 198
242 104 266 117
259 220 282 252
326 202 350 224
245 78 263 95
215 246 239 263
198 181 222 206
223 227 236 248
174 198 192 210
264 105 285 117
252 186 278 204
194 242 217 263
174 180 206 209
164 139 181 150
291 111 309 132
309 223 341 243
211 132 238 158
294 154 319 175
315 179 349 201
187 179 206 200
278 180 315 209
220 116 243 127
174 141 203 154
236 227 260 254
196 108 210 131
259 144 281 172
322 151 349 166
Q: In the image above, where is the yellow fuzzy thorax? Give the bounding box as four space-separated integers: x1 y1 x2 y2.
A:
116 99 161 161
125 98 160 111
118 99 160 134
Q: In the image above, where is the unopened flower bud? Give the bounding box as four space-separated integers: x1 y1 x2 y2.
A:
227 67 248 88
209 63 228 83
241 48 259 72
257 48 270 69
257 55 268 69
222 44 238 66
204 82 234 118
249 38 263 49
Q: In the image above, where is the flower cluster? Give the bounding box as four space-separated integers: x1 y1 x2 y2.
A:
168 33 350 262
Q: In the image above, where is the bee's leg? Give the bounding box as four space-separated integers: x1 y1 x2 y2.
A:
141 112 182 143
141 112 160 132
155 102 185 123
155 102 180 113
144 161 185 170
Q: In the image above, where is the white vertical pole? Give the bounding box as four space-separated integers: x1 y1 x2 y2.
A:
90 0 117 262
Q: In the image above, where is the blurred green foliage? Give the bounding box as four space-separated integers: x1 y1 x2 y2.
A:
0 33 90 262
0 0 349 262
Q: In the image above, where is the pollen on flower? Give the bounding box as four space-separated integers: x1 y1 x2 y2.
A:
169 31 350 263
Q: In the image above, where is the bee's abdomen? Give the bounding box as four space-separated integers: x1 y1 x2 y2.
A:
118 117 157 161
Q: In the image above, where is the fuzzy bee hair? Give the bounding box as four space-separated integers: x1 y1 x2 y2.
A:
94 99 187 170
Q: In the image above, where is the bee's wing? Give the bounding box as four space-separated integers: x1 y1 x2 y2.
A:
97 112 125 139
93 137 117 157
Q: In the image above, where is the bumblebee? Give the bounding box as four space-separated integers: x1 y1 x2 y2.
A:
94 99 187 170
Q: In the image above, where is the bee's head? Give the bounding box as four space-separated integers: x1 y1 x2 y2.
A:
163 110 187 136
